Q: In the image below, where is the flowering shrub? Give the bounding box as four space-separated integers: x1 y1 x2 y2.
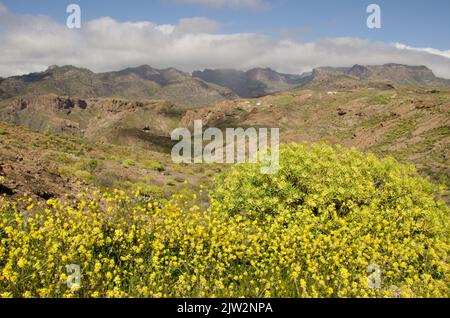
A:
0 143 448 298
212 143 449 226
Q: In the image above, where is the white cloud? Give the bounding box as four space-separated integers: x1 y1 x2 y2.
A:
0 3 450 79
394 43 450 60
174 0 270 10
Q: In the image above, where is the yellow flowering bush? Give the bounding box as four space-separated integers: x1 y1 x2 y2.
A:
0 143 449 298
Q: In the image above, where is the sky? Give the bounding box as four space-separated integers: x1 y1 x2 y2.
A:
1 0 450 78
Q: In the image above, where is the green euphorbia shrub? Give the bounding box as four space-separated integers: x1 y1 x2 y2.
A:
211 143 449 238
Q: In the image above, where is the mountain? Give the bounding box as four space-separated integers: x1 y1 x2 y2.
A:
302 64 450 89
1 64 448 107
193 67 309 98
193 64 450 97
0 93 183 152
0 65 237 106
1 85 449 203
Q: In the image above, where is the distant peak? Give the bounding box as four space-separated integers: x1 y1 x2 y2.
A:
45 65 88 73
350 64 369 69
382 63 427 69
124 65 156 72
47 65 59 71
383 63 407 67
135 64 154 70
161 67 186 74
347 64 371 77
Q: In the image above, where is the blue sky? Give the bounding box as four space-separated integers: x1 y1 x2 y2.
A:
3 0 449 50
1 0 450 77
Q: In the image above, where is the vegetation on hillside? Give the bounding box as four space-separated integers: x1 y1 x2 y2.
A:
1 144 448 298
0 121 217 201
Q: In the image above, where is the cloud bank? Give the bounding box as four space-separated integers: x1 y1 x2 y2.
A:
1 2 450 78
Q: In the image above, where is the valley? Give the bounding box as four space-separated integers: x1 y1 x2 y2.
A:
1 63 449 202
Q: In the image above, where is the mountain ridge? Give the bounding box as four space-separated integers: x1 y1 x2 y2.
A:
1 63 449 106
303 63 450 89
194 63 450 96
192 67 309 98
0 65 237 106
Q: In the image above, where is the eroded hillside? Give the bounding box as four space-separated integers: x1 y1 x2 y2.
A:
1 74 449 202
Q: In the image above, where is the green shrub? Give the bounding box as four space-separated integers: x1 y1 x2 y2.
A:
145 160 165 172
211 143 449 229
56 153 73 164
74 170 93 182
122 159 136 168
166 179 177 187
134 182 164 199
85 159 98 172
369 95 391 105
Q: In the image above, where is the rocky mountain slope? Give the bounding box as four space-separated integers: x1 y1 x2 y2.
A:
0 93 184 152
1 64 448 107
302 64 450 89
0 120 217 201
0 65 237 106
193 67 309 98
194 64 450 95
